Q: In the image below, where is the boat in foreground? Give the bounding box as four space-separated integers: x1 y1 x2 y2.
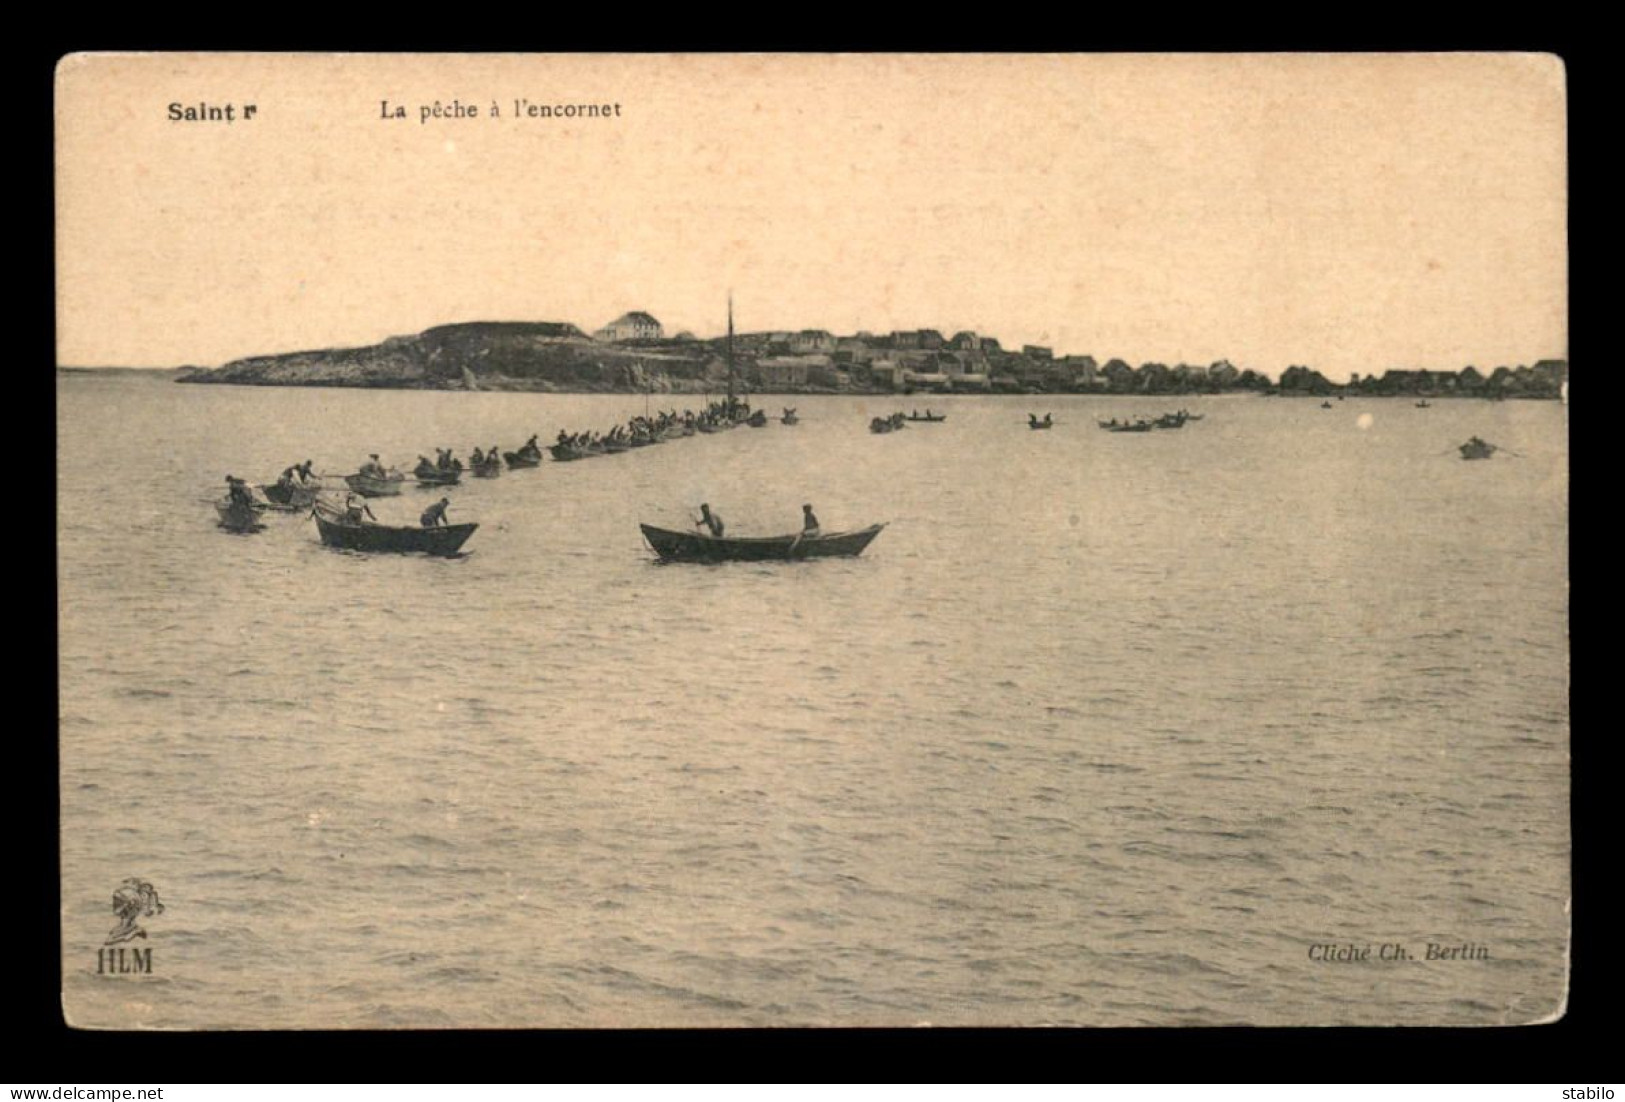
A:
313 503 477 556
640 523 886 563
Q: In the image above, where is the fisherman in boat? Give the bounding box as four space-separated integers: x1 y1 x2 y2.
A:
801 504 821 538
695 503 725 538
360 454 387 479
414 455 436 476
297 460 316 484
225 475 254 507
471 446 485 466
342 492 376 525
524 434 540 456
420 497 452 528
277 465 299 493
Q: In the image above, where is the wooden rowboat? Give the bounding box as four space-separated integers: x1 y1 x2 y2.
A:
344 472 405 497
216 499 266 532
640 523 886 563
262 481 319 508
503 450 543 469
313 503 477 556
414 467 462 486
471 459 504 478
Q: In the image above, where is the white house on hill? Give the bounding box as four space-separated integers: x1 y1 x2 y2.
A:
595 311 664 342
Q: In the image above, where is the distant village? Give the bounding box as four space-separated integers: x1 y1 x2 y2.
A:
169 309 1570 398
593 311 1570 399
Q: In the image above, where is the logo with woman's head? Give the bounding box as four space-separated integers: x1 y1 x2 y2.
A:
105 878 164 945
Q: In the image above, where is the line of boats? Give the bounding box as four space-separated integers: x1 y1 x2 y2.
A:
214 369 887 560
1096 410 1203 432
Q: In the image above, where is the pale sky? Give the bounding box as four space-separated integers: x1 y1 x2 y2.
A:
55 53 1567 379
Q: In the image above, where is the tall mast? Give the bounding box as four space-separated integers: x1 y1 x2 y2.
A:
726 292 736 404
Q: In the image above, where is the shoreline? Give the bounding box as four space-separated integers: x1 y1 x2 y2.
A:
58 366 1564 402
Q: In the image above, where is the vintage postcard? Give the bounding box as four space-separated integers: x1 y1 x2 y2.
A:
56 52 1568 1028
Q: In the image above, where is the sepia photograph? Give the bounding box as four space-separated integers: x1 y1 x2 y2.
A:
55 51 1569 1029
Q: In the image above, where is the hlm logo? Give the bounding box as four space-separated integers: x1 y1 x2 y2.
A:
97 878 163 976
97 945 154 975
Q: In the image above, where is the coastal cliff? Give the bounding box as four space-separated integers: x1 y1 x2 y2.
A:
176 322 732 393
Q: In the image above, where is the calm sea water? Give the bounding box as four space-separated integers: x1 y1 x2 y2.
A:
58 374 1569 1028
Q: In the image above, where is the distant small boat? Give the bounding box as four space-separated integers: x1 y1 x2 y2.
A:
503 450 543 469
1320 401 1334 409
746 409 769 428
870 418 894 434
781 408 800 425
344 471 405 497
1459 438 1498 460
313 502 477 556
1416 400 1432 408
471 458 503 478
1028 416 1054 430
906 412 946 422
414 466 461 486
215 499 265 532
600 440 631 454
1099 421 1153 433
640 523 886 563
549 443 591 461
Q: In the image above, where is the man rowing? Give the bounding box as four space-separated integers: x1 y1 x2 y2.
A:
360 453 388 479
343 493 376 525
420 497 452 528
695 503 725 538
225 475 254 507
801 504 821 538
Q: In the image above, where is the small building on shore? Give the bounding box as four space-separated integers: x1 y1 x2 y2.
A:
595 311 664 342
